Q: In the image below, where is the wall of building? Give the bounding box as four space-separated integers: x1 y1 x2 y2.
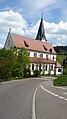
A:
28 51 56 61
30 63 55 75
56 68 62 75
4 34 14 49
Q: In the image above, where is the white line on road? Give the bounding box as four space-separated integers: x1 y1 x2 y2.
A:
41 85 67 101
63 92 67 94
52 85 67 90
32 84 40 119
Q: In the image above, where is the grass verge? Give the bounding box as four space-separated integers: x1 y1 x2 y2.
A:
53 75 67 86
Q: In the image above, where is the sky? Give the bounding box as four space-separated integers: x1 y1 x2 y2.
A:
0 0 67 48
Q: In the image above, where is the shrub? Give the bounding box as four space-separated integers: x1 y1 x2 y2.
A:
53 75 67 86
33 70 40 77
23 68 31 78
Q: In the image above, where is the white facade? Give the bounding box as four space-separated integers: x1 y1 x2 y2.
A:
28 50 56 61
55 67 63 75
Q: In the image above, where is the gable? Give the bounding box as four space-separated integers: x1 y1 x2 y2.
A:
4 32 14 49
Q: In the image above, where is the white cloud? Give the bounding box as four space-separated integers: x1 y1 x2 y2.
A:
0 10 67 46
0 43 4 48
0 10 28 35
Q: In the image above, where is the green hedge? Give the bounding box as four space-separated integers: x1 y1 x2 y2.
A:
53 75 67 86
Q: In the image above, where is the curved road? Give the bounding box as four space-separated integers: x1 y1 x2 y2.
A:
0 78 67 119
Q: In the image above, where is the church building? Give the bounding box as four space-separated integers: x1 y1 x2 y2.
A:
4 15 63 75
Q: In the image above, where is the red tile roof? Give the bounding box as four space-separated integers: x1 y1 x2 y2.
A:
11 33 56 54
29 57 55 64
56 62 62 68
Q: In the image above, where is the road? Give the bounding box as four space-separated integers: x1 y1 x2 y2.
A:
0 78 67 119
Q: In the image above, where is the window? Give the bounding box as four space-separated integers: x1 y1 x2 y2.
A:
43 45 47 51
8 39 10 46
58 68 61 72
46 65 47 70
28 52 30 57
34 53 37 57
24 41 29 47
36 64 38 70
51 65 53 70
49 48 52 53
46 54 48 60
53 56 54 61
40 53 43 58
32 64 34 70
39 64 42 71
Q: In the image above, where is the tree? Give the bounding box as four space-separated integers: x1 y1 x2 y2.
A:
0 47 17 80
17 48 30 78
63 57 67 75
0 47 30 80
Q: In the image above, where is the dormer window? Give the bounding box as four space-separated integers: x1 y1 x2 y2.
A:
43 45 47 51
49 48 52 53
24 41 29 47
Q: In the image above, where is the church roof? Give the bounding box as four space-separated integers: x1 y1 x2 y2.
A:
11 33 56 54
56 62 62 68
29 57 55 64
35 14 47 41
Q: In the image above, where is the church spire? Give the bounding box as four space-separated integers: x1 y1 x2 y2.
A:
35 13 47 41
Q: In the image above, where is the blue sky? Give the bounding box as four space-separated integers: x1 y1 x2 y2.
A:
0 0 67 47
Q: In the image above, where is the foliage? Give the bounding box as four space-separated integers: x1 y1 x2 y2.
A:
63 57 67 68
23 67 31 78
62 57 67 75
57 55 67 75
0 48 17 80
57 54 67 65
0 47 30 81
33 70 40 77
53 75 67 86
54 46 67 54
63 68 67 75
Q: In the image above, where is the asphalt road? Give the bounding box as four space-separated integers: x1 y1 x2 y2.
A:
36 79 67 119
0 78 67 119
0 79 42 119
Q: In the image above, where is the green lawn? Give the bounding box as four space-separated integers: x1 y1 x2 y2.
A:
57 54 67 64
53 75 67 86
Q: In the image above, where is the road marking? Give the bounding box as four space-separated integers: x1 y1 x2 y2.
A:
63 92 67 94
32 84 40 119
41 85 67 101
52 85 67 90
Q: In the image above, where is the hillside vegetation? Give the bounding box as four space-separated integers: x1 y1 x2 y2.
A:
57 54 67 64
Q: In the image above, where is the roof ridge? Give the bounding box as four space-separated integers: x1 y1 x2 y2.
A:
11 33 34 40
11 33 52 45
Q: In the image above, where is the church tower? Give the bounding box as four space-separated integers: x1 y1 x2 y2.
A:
35 13 47 42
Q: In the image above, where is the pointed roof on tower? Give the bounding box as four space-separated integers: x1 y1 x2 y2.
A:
35 13 47 41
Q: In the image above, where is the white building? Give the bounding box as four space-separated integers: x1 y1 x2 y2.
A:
4 16 63 75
